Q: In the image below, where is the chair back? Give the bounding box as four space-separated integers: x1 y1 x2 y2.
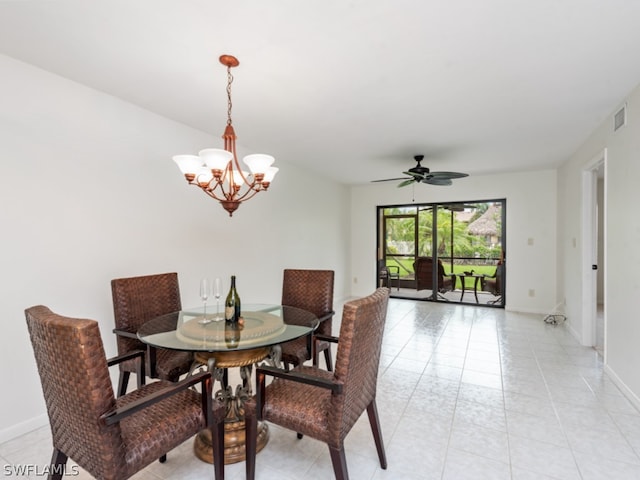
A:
486 262 503 295
377 259 389 283
281 269 334 336
329 287 390 443
111 272 182 355
414 257 445 290
25 306 127 478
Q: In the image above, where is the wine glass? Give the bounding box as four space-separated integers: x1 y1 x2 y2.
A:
198 278 213 324
213 277 223 321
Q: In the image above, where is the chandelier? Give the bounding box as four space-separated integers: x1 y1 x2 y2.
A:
173 54 278 216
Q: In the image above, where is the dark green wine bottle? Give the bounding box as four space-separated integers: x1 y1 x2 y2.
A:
224 275 241 323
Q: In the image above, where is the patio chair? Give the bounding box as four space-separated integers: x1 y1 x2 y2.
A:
413 257 454 298
481 261 503 304
378 259 400 290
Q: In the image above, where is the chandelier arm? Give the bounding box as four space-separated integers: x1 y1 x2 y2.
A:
232 185 262 203
206 180 233 201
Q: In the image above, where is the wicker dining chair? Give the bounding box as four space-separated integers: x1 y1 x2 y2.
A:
25 305 225 480
111 272 193 396
245 287 390 480
280 269 335 371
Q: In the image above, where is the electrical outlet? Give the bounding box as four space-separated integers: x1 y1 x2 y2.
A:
528 289 535 297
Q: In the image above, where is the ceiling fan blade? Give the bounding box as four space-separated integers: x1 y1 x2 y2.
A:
397 178 417 188
440 203 477 211
402 171 425 180
428 171 469 179
423 177 453 186
370 177 407 183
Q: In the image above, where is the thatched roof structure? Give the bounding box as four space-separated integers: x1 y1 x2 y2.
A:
468 204 500 236
454 210 475 223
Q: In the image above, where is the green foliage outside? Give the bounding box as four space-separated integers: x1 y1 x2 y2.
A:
383 202 502 290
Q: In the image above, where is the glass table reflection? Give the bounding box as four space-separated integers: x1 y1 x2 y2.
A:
138 304 318 465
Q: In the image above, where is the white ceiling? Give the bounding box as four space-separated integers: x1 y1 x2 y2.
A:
2 0 640 185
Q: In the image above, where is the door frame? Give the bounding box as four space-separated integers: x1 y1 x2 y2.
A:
376 200 506 306
581 149 606 351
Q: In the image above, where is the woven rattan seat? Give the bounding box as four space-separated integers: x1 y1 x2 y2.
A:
280 269 335 371
25 305 225 480
111 272 193 396
245 287 390 480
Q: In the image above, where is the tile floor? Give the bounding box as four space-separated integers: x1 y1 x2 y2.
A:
3 298 640 479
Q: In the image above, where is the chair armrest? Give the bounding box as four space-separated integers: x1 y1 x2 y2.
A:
100 371 213 426
317 310 335 323
314 333 339 344
257 365 342 393
112 329 158 377
387 266 400 274
106 349 145 367
112 328 138 340
107 350 145 385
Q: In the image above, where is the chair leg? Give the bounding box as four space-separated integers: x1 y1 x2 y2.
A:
213 420 225 480
328 445 349 480
49 448 68 480
117 371 130 397
366 400 387 469
245 405 257 480
323 347 333 372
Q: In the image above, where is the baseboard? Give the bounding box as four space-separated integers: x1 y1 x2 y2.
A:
0 414 48 445
503 305 554 316
604 364 640 412
564 320 581 344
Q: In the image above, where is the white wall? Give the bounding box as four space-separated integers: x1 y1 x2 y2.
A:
557 82 640 404
0 55 350 442
350 169 558 314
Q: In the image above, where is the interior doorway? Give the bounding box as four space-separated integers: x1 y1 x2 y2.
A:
582 150 606 356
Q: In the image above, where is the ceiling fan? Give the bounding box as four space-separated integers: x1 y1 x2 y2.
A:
372 155 468 187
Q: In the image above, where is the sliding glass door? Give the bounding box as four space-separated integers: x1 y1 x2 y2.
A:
381 207 416 286
377 200 505 306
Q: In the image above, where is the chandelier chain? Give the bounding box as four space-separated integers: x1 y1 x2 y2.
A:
226 66 234 126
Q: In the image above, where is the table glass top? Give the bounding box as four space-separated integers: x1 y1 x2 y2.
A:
137 304 318 352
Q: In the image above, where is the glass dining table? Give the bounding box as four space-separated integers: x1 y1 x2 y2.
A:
137 304 318 465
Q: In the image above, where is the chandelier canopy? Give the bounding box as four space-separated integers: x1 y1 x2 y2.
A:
173 54 278 216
